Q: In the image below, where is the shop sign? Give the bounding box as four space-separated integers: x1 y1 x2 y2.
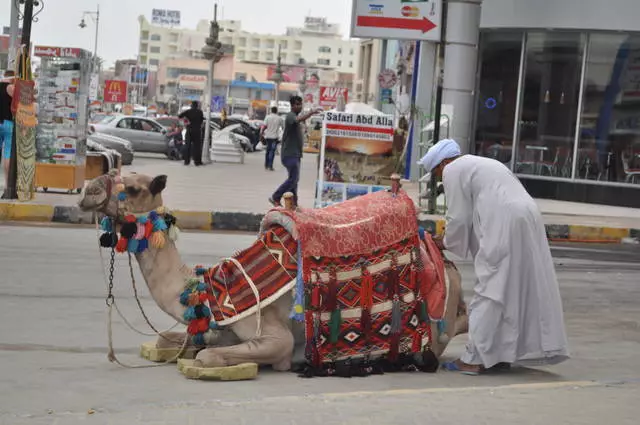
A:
103 80 128 103
319 87 349 108
34 46 82 58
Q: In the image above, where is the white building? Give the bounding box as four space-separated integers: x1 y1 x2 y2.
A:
137 15 360 74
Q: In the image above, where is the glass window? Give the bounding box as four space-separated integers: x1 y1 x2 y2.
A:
150 46 161 54
338 60 342 67
149 59 159 67
237 50 245 60
515 32 585 178
318 46 331 53
577 34 640 183
318 58 330 65
475 32 523 165
150 34 161 41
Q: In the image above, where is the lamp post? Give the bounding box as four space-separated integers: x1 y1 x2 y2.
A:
4 0 44 200
270 44 283 106
299 67 308 99
79 4 100 72
201 3 224 164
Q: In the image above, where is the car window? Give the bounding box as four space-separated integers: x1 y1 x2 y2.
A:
140 120 154 132
117 118 132 129
100 115 118 124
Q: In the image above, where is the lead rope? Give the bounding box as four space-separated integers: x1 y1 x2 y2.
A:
97 216 188 368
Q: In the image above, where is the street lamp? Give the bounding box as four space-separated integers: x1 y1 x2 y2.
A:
201 3 224 164
298 67 308 98
270 44 284 105
79 5 100 72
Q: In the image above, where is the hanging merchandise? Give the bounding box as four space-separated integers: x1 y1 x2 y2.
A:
33 46 92 193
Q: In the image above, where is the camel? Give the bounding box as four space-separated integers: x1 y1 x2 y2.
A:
78 171 468 373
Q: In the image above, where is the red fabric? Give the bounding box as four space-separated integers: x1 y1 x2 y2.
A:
263 190 418 257
419 236 447 320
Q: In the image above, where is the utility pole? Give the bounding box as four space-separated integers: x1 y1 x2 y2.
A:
79 4 100 72
201 3 224 164
270 44 283 105
5 0 38 200
8 0 20 68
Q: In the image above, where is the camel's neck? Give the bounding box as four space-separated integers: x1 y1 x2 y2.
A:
135 241 189 323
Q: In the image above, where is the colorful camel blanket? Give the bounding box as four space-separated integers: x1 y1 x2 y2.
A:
260 190 448 375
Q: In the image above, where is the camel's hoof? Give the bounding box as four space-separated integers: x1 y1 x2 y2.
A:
139 341 198 363
177 359 259 381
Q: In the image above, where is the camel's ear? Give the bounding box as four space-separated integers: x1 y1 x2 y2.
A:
149 175 167 196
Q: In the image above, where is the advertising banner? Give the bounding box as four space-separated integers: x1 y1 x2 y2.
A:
319 86 349 108
315 111 395 207
103 79 127 103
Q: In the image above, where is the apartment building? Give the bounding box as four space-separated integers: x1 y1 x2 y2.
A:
137 15 360 74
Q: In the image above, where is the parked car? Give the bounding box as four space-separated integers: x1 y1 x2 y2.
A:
209 116 261 150
212 124 252 152
155 116 182 130
87 139 122 171
87 132 134 165
91 115 170 155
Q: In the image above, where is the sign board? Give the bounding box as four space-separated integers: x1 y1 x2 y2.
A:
350 0 442 42
89 73 99 101
128 66 149 86
178 74 207 89
33 46 83 58
381 88 393 104
103 80 127 103
315 112 395 207
151 9 181 26
319 87 349 108
378 69 398 89
211 96 226 112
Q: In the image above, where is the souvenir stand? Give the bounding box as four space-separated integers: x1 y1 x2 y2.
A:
34 46 91 193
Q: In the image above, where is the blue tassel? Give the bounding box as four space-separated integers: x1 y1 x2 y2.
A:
289 241 305 321
197 282 206 292
202 305 211 317
437 320 446 335
195 267 207 275
418 226 425 240
138 215 148 224
127 239 139 252
100 217 112 232
117 192 126 201
192 333 205 346
209 321 218 330
179 290 190 306
137 239 148 252
149 211 159 221
152 218 167 232
183 306 196 321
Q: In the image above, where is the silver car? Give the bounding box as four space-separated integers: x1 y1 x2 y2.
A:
92 115 170 154
87 132 134 165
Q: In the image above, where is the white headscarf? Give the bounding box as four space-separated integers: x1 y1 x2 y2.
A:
417 139 461 172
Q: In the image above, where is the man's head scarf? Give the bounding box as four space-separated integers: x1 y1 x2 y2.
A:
417 139 461 172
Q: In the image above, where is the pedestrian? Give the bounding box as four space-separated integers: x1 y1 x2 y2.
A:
418 139 569 375
261 106 283 171
178 101 205 166
0 70 15 197
269 96 322 207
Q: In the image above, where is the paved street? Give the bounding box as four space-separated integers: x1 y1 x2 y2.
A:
0 225 639 424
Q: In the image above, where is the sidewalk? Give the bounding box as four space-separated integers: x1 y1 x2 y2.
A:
1 152 638 242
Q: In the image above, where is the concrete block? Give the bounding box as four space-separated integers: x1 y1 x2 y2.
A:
139 341 198 363
546 224 570 240
52 206 95 224
0 203 54 222
172 210 212 231
177 359 259 381
212 212 264 232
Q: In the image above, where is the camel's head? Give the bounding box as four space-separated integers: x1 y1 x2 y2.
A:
78 170 167 218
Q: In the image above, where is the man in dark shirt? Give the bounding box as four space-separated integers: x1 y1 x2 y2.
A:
269 96 322 207
0 70 15 195
179 101 205 166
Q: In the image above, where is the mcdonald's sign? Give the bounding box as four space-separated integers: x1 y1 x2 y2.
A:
103 79 127 103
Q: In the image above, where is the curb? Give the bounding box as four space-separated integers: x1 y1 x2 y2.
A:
1 202 638 244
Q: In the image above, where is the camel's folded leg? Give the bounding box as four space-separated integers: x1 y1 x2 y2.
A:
155 329 229 349
194 308 294 371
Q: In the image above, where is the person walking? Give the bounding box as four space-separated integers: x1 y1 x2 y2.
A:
179 101 205 166
261 106 283 171
269 96 322 207
0 70 15 197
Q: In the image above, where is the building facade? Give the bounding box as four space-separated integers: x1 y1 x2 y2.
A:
359 0 640 207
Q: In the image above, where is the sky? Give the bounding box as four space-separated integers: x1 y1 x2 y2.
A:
0 0 354 66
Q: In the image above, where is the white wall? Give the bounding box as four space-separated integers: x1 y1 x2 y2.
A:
481 0 640 32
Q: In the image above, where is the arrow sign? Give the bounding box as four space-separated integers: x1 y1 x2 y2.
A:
356 16 437 33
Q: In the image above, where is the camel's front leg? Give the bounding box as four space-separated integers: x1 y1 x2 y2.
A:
430 262 465 358
155 329 231 349
194 306 294 371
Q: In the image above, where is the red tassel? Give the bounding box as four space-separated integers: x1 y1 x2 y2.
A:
360 267 374 337
187 322 198 335
124 214 136 223
144 221 153 238
198 292 208 303
115 237 128 253
197 317 209 333
388 333 400 361
412 332 422 353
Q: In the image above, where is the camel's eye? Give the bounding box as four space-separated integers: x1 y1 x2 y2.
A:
126 186 142 196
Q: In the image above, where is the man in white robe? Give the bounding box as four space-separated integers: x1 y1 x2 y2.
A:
418 139 570 374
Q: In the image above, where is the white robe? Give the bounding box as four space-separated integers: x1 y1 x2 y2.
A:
443 155 569 368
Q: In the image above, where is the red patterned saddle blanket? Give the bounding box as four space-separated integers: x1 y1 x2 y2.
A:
261 190 448 374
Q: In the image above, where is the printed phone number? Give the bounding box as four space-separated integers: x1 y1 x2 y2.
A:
326 129 392 141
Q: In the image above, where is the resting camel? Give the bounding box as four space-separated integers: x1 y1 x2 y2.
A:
78 171 468 372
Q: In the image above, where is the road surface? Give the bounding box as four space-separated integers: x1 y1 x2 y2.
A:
0 225 638 424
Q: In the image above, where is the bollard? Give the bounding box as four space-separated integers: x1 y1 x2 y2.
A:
283 192 296 210
390 174 402 195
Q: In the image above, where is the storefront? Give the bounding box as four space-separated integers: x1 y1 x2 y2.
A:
473 0 640 207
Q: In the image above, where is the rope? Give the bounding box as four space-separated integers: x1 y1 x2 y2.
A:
221 257 263 338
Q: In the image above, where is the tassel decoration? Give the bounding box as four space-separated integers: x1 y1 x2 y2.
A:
360 265 374 338
326 268 342 344
167 225 179 242
127 238 139 253
99 232 118 248
134 223 145 240
100 217 112 232
115 236 128 253
150 231 165 248
137 238 148 252
120 222 137 239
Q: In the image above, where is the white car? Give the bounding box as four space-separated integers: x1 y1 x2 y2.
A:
92 115 169 154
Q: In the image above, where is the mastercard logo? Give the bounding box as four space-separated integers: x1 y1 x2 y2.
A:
401 6 419 17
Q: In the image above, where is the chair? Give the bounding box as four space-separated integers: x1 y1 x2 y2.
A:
621 153 640 183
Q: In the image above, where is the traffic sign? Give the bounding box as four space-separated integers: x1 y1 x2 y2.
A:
350 0 442 42
211 96 226 112
378 69 398 89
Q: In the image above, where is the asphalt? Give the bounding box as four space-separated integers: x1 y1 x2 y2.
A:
0 225 639 424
